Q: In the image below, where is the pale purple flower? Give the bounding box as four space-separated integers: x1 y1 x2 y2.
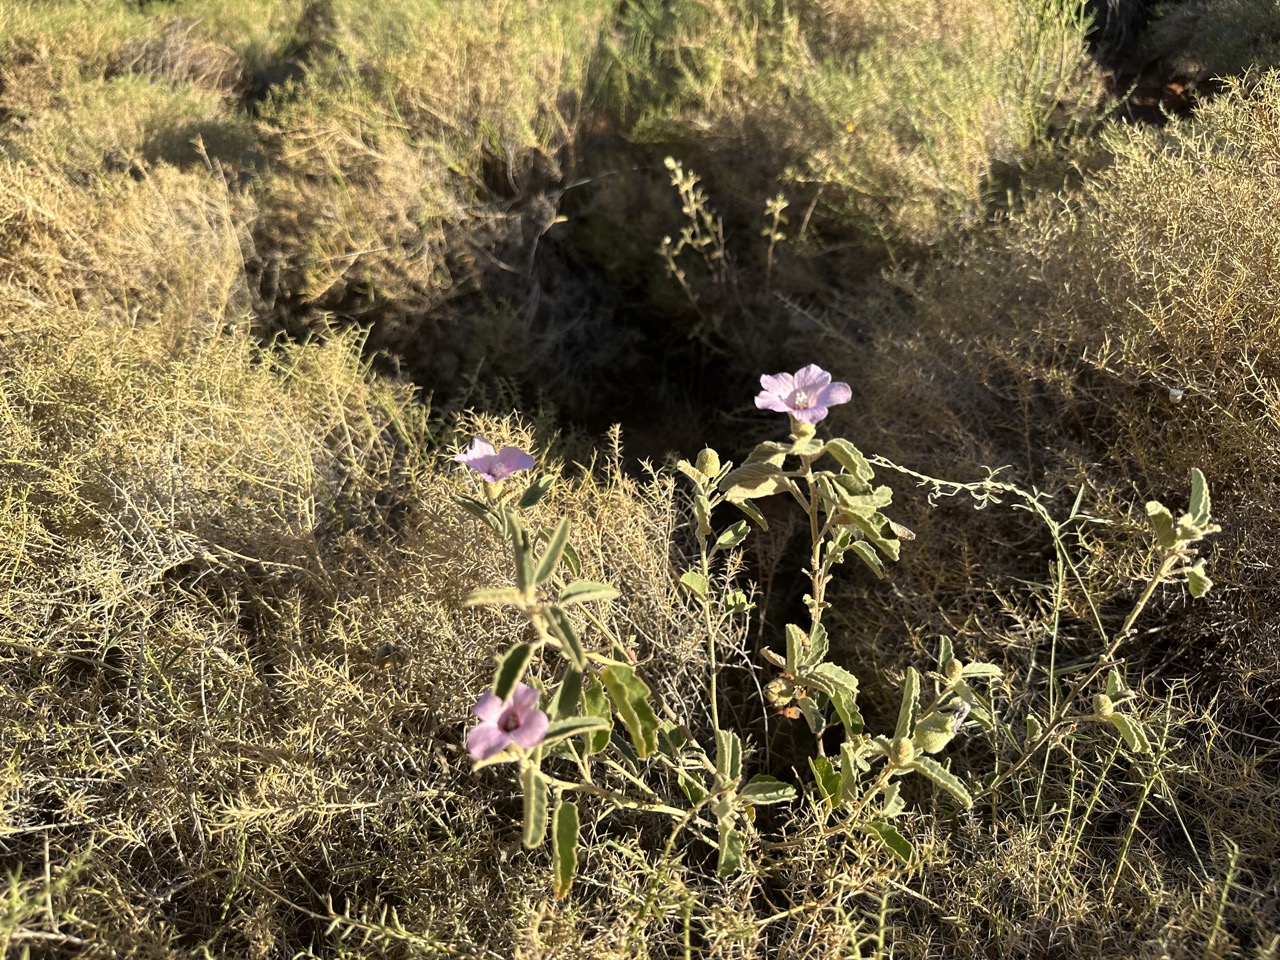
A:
467 682 549 761
454 435 536 482
754 364 852 424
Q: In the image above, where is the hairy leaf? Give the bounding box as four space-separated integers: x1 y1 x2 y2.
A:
521 766 549 848
518 475 556 508
907 756 973 808
559 580 620 606
535 517 571 584
741 775 797 805
551 800 580 899
1109 713 1152 754
601 665 660 758
864 821 914 864
492 642 533 701
895 666 920 740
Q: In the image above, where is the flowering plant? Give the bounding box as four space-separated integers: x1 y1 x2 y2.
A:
451 380 1219 895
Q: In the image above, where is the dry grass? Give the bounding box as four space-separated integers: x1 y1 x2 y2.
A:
2 0 1280 957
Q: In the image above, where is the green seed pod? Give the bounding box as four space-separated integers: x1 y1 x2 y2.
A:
764 677 794 706
695 447 721 478
943 658 964 683
888 736 915 768
912 712 957 755
1092 693 1115 719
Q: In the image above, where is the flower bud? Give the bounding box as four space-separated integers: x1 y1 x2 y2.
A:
1092 693 1115 719
695 447 721 478
943 658 964 683
888 736 915 768
765 677 795 706
789 417 817 442
912 712 956 755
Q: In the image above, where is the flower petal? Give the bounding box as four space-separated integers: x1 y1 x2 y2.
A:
792 364 832 391
472 690 503 722
509 682 541 715
509 709 550 749
455 435 496 465
793 405 829 425
755 391 795 413
758 372 795 397
466 723 511 761
491 446 536 479
816 380 852 408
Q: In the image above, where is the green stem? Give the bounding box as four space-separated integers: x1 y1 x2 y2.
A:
985 549 1181 797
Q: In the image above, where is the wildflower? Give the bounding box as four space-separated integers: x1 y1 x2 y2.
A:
454 435 536 482
754 364 851 424
467 682 549 761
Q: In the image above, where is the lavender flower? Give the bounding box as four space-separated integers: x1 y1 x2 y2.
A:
454 435 536 482
467 683 549 761
754 364 852 424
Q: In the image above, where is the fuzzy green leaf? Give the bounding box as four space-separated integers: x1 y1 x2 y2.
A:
809 756 841 806
784 623 806 675
960 662 1003 680
547 669 582 721
864 822 914 864
850 540 886 579
716 729 743 784
510 520 534 592
744 441 790 466
808 663 863 733
740 775 796 806
1105 668 1125 700
1145 501 1178 549
693 494 714 538
680 570 709 597
518 475 556 509
936 636 955 670
561 541 582 578
789 435 825 457
1108 713 1152 754
717 825 744 877
582 676 611 755
801 622 830 669
454 494 502 533
731 497 769 530
535 518 571 585
837 741 861 805
558 581 620 606
825 438 875 482
1025 713 1044 746
545 608 588 671
542 715 612 748
1188 467 1211 527
1186 560 1213 599
679 769 709 805
879 780 906 819
720 461 791 501
601 665 660 759
714 520 750 552
492 642 533 702
521 766 549 848
676 459 707 487
807 661 860 698
895 666 920 740
551 800 580 899
907 756 973 808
